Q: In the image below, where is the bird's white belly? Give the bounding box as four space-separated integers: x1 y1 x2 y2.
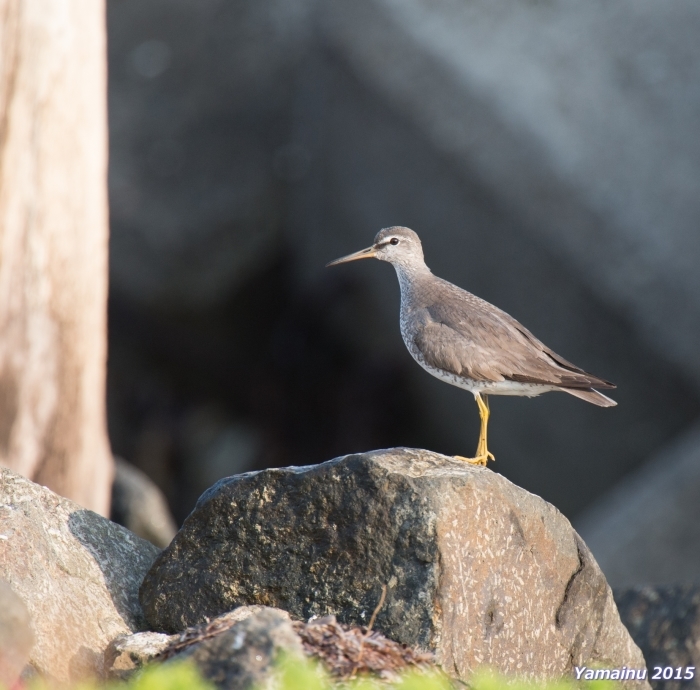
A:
413 355 557 398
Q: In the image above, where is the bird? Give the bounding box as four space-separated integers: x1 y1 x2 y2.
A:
326 226 616 466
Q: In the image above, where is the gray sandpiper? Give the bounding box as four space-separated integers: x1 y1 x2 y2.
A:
327 226 616 465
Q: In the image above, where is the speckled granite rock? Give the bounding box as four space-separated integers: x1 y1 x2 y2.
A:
616 585 700 690
140 448 648 685
0 468 160 683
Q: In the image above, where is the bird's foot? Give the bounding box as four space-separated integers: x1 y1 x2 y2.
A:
453 452 494 466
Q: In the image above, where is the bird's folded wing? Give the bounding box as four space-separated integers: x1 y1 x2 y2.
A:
413 298 614 390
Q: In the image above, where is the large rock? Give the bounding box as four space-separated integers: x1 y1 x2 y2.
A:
615 585 700 690
0 468 160 683
140 449 648 684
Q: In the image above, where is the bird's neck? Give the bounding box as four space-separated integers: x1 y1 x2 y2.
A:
393 261 432 300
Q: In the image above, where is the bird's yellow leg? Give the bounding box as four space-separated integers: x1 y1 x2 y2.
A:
454 393 495 466
475 394 495 463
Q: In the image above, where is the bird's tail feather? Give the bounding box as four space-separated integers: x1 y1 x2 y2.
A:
563 388 617 407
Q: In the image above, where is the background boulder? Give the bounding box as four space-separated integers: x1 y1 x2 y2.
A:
111 457 177 548
576 424 700 587
616 584 700 690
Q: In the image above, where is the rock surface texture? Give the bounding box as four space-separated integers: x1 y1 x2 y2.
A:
107 604 433 684
0 578 33 688
140 449 648 685
176 608 303 690
104 605 286 679
616 585 700 690
0 468 160 683
104 631 175 680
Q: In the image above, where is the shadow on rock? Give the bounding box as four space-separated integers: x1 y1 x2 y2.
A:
69 509 160 632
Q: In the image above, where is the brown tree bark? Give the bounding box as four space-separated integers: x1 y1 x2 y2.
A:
0 0 112 515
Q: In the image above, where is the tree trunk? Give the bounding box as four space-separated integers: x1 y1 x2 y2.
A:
0 0 112 515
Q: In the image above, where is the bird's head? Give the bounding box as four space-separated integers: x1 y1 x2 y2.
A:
326 226 425 269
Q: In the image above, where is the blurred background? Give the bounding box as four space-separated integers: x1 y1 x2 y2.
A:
106 0 700 585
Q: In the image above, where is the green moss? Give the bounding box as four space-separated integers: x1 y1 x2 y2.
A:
14 655 620 690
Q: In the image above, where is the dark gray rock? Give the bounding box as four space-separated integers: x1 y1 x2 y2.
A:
175 608 303 690
112 457 177 548
0 468 160 683
140 449 648 685
616 585 700 690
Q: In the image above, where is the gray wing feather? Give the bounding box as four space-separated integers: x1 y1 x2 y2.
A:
412 280 615 390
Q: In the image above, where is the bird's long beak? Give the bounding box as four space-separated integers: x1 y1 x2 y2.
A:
326 245 377 267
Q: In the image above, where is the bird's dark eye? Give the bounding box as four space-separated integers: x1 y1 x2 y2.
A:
390 237 399 245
